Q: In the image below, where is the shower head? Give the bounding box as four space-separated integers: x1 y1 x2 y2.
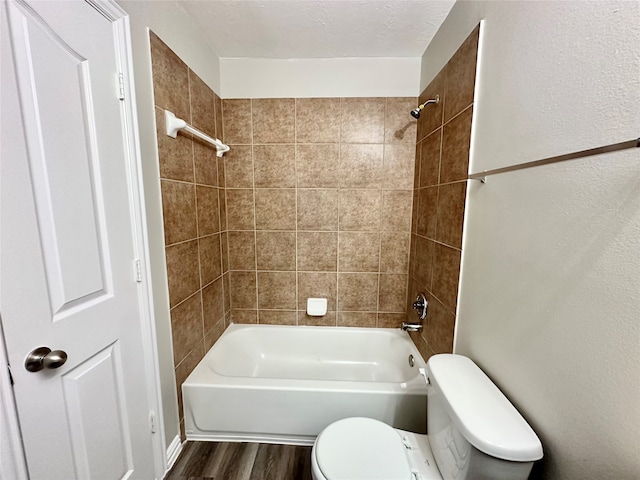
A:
410 95 440 119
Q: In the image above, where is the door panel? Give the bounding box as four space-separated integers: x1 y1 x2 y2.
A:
19 9 109 314
62 343 132 479
1 1 156 478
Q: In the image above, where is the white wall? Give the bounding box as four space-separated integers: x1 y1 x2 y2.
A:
420 1 640 478
221 57 421 98
116 0 222 452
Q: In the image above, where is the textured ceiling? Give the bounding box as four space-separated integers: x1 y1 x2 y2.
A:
178 0 456 59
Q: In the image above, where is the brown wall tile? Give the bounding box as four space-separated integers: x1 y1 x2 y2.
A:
222 99 252 144
339 232 380 272
296 98 341 143
150 32 189 120
297 272 337 311
419 129 442 187
426 296 455 353
436 181 467 249
217 154 226 188
227 231 256 271
416 187 438 238
161 180 197 245
221 232 229 272
414 236 434 291
381 190 413 232
193 141 217 186
202 278 224 332
256 231 296 271
338 312 377 328
223 145 254 188
296 144 340 188
196 186 220 236
444 26 479 122
214 94 223 141
254 145 295 188
223 272 231 311
255 189 296 230
339 144 383 188
156 107 194 182
199 234 222 286
431 243 461 313
170 292 203 365
204 318 225 351
252 98 295 143
440 107 472 184
299 311 336 327
226 189 255 230
229 271 257 309
189 70 215 137
259 310 297 325
232 309 258 324
339 189 381 231
297 232 338 271
378 313 405 329
338 273 378 311
380 233 410 274
166 240 200 307
385 97 418 144
341 98 385 143
381 144 415 189
378 274 408 313
297 189 338 231
258 272 296 309
418 69 445 141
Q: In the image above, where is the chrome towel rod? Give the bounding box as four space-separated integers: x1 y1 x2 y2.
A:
469 137 640 183
164 110 230 157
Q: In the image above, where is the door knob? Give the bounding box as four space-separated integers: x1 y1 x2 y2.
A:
24 347 68 372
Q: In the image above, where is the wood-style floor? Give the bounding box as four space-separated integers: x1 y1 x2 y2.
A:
166 441 313 480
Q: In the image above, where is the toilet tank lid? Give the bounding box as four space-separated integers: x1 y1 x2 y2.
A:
427 354 543 462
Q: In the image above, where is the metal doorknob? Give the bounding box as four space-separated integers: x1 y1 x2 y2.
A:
25 347 68 372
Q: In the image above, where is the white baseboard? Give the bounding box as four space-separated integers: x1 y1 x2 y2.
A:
165 435 183 471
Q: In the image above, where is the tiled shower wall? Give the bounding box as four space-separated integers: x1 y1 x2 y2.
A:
407 27 479 360
221 97 417 327
149 32 230 433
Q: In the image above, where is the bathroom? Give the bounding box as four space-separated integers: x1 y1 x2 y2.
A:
1 1 638 479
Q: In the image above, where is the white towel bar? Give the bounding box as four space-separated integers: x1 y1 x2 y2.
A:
164 110 230 157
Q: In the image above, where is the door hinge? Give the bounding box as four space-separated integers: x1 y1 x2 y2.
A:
149 411 156 434
117 72 125 101
7 365 14 386
134 259 142 283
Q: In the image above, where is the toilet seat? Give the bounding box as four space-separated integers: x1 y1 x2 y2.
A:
314 417 413 480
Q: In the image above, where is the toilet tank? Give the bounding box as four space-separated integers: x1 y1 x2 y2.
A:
425 354 543 480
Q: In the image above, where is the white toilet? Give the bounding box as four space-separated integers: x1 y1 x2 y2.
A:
311 354 543 480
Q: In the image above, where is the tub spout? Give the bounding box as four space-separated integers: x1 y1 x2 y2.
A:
401 322 422 332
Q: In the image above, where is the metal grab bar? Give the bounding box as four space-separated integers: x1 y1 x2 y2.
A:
469 138 639 182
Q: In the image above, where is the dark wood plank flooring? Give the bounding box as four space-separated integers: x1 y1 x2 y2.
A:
166 441 313 480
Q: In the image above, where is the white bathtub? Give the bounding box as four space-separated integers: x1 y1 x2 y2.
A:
182 324 428 445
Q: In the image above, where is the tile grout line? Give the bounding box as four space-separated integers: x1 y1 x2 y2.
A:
250 99 259 324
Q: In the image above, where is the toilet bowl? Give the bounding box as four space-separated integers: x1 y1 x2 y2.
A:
311 354 543 480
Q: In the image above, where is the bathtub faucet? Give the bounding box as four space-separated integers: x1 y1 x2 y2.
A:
402 293 428 332
401 322 422 332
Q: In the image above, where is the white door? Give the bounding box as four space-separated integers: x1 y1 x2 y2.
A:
1 1 157 478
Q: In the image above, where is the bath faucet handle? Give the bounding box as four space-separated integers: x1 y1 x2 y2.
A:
412 293 428 320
